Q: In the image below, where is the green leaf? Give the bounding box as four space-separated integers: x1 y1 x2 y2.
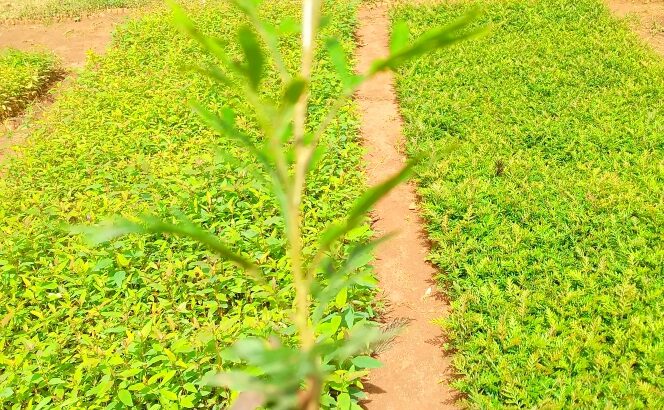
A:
316 315 342 339
189 64 231 85
337 392 351 410
190 101 273 175
34 397 52 410
351 355 382 369
320 162 415 249
113 271 126 287
232 0 261 15
71 218 144 244
180 395 196 408
278 17 300 35
160 370 177 385
320 324 387 362
183 383 197 394
312 236 390 323
0 387 13 399
335 287 348 309
238 25 264 90
325 38 355 90
390 20 410 52
231 0 289 81
119 368 142 378
371 9 483 73
94 377 114 398
77 214 258 275
118 390 133 406
170 1 229 63
206 371 266 391
281 77 307 107
160 389 178 401
191 101 290 229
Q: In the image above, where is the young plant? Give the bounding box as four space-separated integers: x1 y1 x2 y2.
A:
79 0 479 408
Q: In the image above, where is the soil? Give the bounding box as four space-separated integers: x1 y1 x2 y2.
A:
607 0 664 55
356 2 459 409
0 8 132 67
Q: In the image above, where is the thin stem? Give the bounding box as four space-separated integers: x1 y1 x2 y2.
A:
291 0 320 345
290 1 322 409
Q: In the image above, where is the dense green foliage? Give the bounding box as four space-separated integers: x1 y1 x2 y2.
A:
0 0 150 20
0 49 61 120
0 1 377 408
393 0 663 407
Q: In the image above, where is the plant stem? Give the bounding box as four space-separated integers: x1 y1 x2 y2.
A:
289 0 322 408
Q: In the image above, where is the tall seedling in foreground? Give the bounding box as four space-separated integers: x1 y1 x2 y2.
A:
81 1 480 408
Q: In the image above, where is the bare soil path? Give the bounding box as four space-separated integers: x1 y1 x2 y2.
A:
356 3 458 409
607 0 664 55
0 8 131 67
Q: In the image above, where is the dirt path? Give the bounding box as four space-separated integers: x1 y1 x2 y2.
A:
607 0 664 55
356 3 458 409
0 8 131 67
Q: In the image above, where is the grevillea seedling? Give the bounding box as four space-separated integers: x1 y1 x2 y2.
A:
80 1 479 408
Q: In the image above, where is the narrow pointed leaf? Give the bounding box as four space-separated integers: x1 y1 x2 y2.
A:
371 9 483 73
390 20 410 52
76 215 257 273
190 101 272 171
232 0 262 15
278 17 300 35
325 38 353 89
238 25 264 90
232 0 289 81
320 162 415 249
71 218 144 244
190 101 290 228
189 64 231 85
281 77 307 107
170 1 229 63
316 324 385 361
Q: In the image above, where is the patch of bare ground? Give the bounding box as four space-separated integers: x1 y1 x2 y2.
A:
0 8 132 67
607 0 664 54
356 2 459 409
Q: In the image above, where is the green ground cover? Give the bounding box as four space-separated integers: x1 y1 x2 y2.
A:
0 49 61 120
392 0 663 407
0 0 150 21
0 1 375 408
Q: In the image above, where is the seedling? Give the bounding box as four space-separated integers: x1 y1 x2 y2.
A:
80 1 479 408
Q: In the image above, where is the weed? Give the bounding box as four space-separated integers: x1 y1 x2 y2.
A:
75 0 479 407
